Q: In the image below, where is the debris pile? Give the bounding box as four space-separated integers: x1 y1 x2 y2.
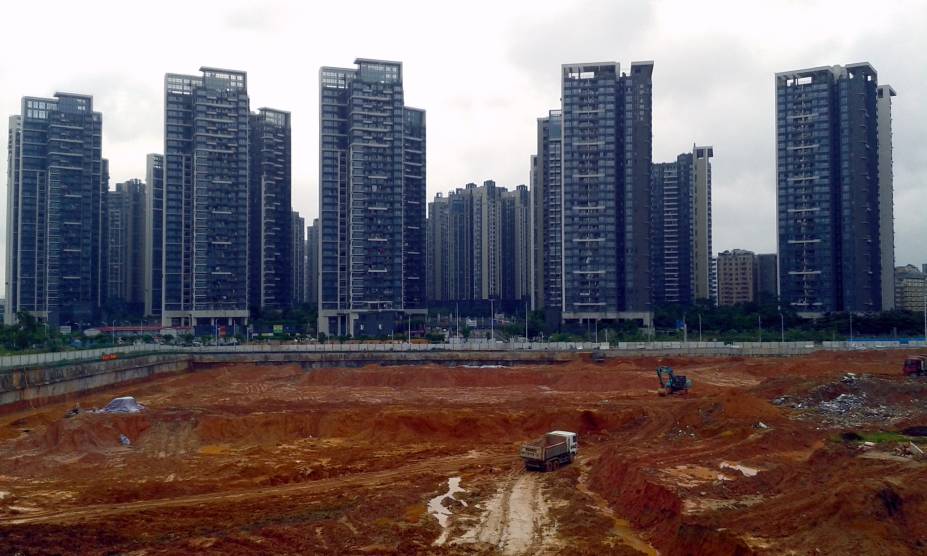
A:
99 396 145 414
773 374 918 427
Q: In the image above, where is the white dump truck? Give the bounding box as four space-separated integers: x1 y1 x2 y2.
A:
519 430 578 471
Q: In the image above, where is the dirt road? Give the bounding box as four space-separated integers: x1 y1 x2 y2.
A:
455 472 557 554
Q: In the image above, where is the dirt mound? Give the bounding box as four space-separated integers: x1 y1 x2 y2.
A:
23 413 151 453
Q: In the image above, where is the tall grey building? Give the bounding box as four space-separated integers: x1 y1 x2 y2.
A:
426 193 449 302
531 110 563 312
107 179 146 311
306 218 320 308
5 93 106 326
291 211 305 306
162 68 250 327
776 63 888 314
144 154 164 317
877 85 897 310
651 145 713 306
560 61 654 324
248 108 292 312
502 184 531 303
318 59 425 336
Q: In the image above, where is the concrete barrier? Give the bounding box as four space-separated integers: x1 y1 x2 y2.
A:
0 354 190 413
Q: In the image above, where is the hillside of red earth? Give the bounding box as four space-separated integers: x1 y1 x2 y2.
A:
1 349 925 554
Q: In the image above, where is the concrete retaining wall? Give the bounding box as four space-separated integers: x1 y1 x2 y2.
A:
0 354 190 412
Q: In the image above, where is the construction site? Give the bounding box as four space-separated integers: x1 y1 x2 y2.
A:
0 349 926 555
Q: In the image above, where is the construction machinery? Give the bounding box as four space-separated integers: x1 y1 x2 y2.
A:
903 356 927 377
520 431 578 471
656 366 692 396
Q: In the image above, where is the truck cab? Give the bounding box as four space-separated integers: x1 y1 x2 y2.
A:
903 356 927 376
520 430 579 471
549 431 578 456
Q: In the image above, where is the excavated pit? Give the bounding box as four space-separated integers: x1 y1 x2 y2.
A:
0 350 925 554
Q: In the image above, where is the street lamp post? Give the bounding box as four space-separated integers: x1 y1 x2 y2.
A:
780 312 785 343
525 300 529 342
758 314 762 342
698 314 702 343
490 299 494 341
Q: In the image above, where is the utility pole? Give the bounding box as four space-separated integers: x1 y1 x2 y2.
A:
683 315 687 343
758 314 762 342
525 300 528 342
780 312 785 343
456 302 460 339
849 312 854 342
595 319 598 343
698 314 702 343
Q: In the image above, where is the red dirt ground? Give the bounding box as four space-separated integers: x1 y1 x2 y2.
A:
0 349 925 554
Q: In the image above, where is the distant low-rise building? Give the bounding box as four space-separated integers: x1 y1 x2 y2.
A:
895 265 926 312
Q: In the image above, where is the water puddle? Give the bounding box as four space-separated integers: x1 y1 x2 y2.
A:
428 477 466 545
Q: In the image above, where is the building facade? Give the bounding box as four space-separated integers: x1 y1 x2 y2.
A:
650 145 713 307
248 108 292 313
144 154 164 318
894 265 925 312
291 211 305 306
776 63 889 314
717 249 757 307
426 181 530 304
755 253 779 302
502 184 531 303
306 218 320 308
877 85 897 310
560 61 653 324
5 93 106 326
106 179 146 311
318 59 426 336
162 68 251 327
531 110 563 312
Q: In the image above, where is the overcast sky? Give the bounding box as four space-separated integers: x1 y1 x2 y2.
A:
1 0 925 288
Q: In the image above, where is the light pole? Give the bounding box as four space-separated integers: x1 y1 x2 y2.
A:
525 300 529 342
490 299 494 341
698 314 702 343
849 312 854 342
112 321 116 346
779 312 785 343
758 314 762 342
456 302 460 339
595 319 598 343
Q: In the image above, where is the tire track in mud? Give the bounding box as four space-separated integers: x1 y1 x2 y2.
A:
0 452 513 526
455 471 557 555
